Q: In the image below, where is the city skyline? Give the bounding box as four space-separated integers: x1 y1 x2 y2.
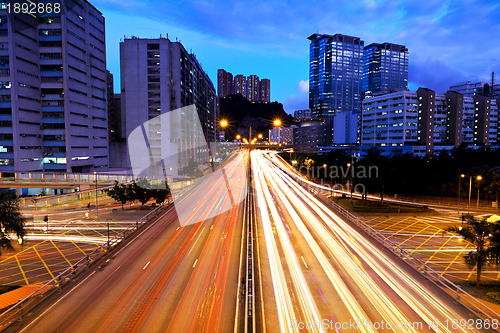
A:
95 0 500 113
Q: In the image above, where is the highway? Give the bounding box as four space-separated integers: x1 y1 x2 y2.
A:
5 149 498 333
8 152 248 333
252 150 496 333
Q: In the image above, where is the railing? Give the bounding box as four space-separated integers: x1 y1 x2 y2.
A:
284 163 500 321
0 199 173 331
0 171 134 185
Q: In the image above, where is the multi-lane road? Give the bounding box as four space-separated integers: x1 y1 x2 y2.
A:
5 149 498 332
7 152 248 333
252 150 496 333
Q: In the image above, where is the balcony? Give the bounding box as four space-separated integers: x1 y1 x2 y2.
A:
39 35 62 42
42 106 64 113
41 70 63 77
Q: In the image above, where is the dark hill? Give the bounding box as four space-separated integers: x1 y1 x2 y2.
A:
219 94 295 141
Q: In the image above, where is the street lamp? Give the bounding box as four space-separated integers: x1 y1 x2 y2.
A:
258 133 263 139
458 174 463 213
94 171 98 217
219 119 228 142
273 119 282 144
236 134 241 140
462 174 482 215
477 175 482 209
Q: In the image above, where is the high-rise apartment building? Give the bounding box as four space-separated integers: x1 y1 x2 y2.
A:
0 1 109 173
217 70 270 102
120 37 218 172
217 69 233 98
363 42 408 94
260 78 270 102
233 74 246 98
246 75 260 102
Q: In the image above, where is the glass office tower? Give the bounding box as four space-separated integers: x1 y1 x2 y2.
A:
308 33 364 118
363 42 408 94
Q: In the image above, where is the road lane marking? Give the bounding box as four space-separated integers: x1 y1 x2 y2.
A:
176 227 180 231
33 247 55 280
143 261 150 270
193 259 198 268
301 256 308 269
318 289 326 303
50 240 73 267
309 270 315 282
210 224 213 230
15 256 29 285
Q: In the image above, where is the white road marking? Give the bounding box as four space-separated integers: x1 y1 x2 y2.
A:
143 261 150 270
301 256 308 269
193 259 198 268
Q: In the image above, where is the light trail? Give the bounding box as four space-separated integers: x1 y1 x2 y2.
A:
252 150 485 333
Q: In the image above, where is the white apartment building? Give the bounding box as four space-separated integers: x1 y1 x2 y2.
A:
0 1 109 173
361 88 499 155
120 37 218 175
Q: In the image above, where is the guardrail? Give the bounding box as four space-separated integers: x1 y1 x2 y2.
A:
282 162 500 321
0 171 134 185
0 199 173 331
265 152 500 321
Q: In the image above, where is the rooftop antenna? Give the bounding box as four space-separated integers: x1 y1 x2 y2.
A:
492 72 495 98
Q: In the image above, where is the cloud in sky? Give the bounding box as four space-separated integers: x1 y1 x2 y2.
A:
283 80 309 113
98 0 500 110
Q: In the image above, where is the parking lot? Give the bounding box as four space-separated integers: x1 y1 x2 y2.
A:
361 210 499 282
0 207 153 286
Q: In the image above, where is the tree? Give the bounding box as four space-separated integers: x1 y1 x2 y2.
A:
107 181 130 210
447 215 496 287
0 191 26 254
132 179 154 206
486 166 500 206
358 147 390 203
151 186 170 205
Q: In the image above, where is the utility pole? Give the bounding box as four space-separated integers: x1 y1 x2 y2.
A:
249 123 252 152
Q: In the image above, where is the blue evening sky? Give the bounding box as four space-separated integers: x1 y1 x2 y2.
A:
94 0 500 114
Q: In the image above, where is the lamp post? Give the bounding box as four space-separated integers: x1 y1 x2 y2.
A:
458 174 463 215
273 119 282 144
219 119 228 142
94 171 98 217
107 220 110 249
462 174 482 215
477 176 482 209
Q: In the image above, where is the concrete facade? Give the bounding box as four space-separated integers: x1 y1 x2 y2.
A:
0 1 109 173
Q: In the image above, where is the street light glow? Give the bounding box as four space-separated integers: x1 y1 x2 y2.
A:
220 119 228 128
236 134 241 140
258 133 263 139
477 175 482 180
273 119 282 126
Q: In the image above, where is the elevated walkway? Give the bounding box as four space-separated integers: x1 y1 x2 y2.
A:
0 172 133 189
